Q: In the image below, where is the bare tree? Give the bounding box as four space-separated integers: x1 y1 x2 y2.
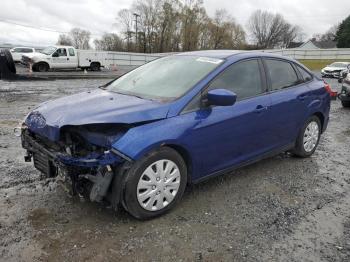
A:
320 24 339 41
94 33 125 51
207 9 246 49
280 25 302 48
118 9 135 51
115 0 246 53
57 34 73 45
248 10 299 49
69 28 91 49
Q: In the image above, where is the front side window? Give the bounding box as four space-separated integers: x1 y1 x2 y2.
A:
265 59 299 91
330 62 347 68
107 56 223 101
208 59 264 100
56 48 67 57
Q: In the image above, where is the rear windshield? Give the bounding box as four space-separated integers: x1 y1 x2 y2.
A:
107 55 223 101
330 62 348 68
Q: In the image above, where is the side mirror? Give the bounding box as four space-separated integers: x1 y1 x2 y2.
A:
52 52 59 57
206 89 237 106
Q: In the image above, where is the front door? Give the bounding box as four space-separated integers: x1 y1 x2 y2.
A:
188 59 273 179
51 48 69 68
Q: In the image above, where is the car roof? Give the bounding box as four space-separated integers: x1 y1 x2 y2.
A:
13 47 35 49
175 50 297 62
175 50 245 59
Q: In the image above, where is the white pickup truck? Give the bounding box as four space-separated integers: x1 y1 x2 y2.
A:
22 45 107 72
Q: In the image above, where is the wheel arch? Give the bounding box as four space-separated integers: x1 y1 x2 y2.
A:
312 111 325 133
119 141 194 184
34 61 50 70
161 144 193 184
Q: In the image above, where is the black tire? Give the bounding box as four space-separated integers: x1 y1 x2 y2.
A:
341 101 350 108
122 147 187 220
36 62 49 72
292 116 321 158
90 62 100 71
3 49 16 74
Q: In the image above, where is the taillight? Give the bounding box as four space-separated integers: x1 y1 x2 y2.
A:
324 80 337 100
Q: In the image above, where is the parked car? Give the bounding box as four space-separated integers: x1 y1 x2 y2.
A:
338 67 349 83
10 47 35 63
21 45 107 72
338 70 350 107
18 51 331 219
321 62 350 78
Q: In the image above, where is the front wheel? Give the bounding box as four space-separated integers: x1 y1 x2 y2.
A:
36 63 49 72
292 116 321 158
122 147 187 220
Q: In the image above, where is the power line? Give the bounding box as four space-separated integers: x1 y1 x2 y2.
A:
0 19 104 37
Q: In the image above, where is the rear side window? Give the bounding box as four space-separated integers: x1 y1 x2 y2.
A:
296 65 313 82
68 48 75 56
265 59 299 90
208 59 264 100
22 48 33 53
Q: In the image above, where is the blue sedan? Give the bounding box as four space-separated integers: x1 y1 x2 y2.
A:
20 50 331 219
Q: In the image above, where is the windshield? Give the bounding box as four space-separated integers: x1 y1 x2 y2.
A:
107 55 223 100
40 46 57 55
330 62 347 68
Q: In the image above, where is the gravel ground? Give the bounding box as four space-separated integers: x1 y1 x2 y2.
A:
0 74 349 262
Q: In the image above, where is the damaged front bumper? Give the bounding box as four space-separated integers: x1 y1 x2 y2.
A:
21 129 124 169
20 128 129 204
338 82 350 102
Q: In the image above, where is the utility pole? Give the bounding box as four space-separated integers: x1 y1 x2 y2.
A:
133 13 140 52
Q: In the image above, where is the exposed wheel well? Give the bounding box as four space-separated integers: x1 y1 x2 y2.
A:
162 144 192 184
313 112 325 132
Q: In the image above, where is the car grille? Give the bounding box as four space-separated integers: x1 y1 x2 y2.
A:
33 152 56 177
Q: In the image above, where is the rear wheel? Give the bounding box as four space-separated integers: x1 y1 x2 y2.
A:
341 101 350 108
122 147 187 220
292 116 321 158
90 62 100 71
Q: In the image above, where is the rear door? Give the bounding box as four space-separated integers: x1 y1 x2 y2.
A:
67 48 78 68
263 58 312 148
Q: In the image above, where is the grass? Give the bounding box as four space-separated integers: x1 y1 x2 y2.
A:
298 59 349 71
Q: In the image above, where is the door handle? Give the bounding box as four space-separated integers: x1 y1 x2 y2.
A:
254 105 267 113
297 94 308 101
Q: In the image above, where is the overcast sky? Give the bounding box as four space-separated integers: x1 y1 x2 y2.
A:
0 0 349 46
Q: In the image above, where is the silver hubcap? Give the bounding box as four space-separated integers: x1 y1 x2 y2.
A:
137 160 181 211
303 121 319 152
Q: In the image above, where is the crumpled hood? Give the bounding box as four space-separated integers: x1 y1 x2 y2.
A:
25 89 170 141
23 52 47 60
